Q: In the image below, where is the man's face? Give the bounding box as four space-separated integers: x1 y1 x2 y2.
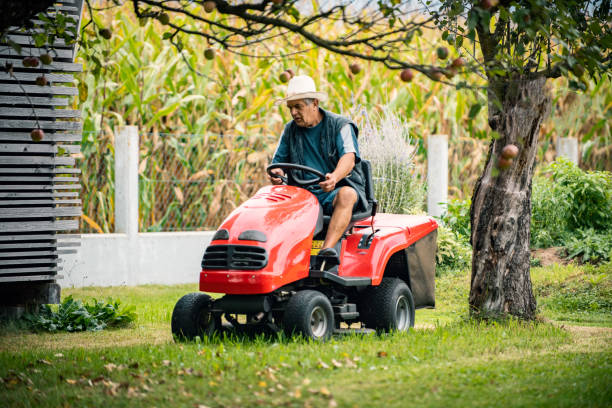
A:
287 99 319 127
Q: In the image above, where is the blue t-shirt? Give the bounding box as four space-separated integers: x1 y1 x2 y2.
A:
271 120 360 174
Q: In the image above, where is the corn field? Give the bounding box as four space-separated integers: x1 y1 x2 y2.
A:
77 4 611 233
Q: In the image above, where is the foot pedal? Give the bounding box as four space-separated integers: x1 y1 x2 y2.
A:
317 248 340 271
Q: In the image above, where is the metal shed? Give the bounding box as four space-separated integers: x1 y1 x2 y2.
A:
0 0 84 317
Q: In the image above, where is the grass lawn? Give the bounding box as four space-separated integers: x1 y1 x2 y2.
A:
1 262 610 408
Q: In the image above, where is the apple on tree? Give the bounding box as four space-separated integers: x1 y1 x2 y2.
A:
400 69 414 82
30 128 44 142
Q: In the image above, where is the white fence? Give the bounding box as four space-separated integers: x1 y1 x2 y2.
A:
60 127 214 288
59 127 578 287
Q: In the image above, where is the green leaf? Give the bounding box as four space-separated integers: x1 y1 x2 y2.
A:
455 35 463 48
7 39 22 54
287 6 300 22
33 33 47 48
468 103 482 119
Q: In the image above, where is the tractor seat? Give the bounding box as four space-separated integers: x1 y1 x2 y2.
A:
315 160 377 235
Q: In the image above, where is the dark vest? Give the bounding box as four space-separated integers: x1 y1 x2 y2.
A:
283 108 367 212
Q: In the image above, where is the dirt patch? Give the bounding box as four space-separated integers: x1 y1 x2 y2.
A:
531 247 571 267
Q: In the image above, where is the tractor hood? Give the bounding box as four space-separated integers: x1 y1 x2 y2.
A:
200 185 321 294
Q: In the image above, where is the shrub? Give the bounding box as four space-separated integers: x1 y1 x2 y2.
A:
24 296 136 332
439 198 471 240
531 159 612 262
531 175 571 248
435 225 472 274
547 158 612 231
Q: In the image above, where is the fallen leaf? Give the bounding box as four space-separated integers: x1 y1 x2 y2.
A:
317 360 330 369
302 378 311 386
377 351 388 358
104 363 117 372
54 353 64 358
319 386 332 397
65 379 77 385
37 359 52 366
162 360 172 366
292 388 302 398
329 399 338 407
258 381 267 388
343 357 357 368
129 362 139 369
331 359 342 368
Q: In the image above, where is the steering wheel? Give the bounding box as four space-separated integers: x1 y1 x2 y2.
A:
266 163 326 188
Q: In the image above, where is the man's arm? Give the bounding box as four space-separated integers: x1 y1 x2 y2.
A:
319 153 355 192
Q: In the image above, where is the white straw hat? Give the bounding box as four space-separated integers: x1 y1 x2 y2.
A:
275 75 328 105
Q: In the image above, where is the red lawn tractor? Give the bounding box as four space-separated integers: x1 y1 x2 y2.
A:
172 161 438 341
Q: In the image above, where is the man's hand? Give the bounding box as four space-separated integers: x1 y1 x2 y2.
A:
319 173 338 192
268 168 285 185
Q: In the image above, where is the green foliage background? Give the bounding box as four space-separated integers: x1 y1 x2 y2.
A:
76 5 611 233
437 158 612 267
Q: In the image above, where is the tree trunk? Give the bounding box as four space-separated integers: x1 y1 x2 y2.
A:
469 76 550 320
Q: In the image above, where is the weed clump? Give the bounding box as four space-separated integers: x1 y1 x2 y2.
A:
23 295 136 332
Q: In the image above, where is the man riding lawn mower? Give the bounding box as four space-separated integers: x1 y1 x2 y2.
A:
172 75 438 341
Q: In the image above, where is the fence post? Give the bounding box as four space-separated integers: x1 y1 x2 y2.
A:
556 137 579 165
427 134 448 218
115 126 139 235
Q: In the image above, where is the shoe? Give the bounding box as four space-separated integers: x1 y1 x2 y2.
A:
318 247 338 257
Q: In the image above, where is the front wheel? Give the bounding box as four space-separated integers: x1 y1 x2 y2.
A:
359 278 415 332
171 292 220 341
283 290 334 341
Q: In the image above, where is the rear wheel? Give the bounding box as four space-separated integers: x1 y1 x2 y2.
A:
171 292 220 341
283 290 334 341
359 278 415 332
